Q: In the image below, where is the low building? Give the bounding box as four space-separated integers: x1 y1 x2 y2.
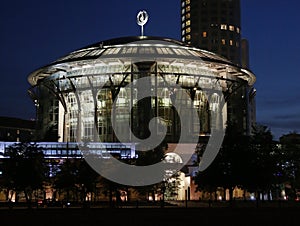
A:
0 116 35 142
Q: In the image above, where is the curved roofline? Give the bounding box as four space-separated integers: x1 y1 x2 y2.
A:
76 36 256 76
49 35 236 67
81 36 192 49
27 36 256 86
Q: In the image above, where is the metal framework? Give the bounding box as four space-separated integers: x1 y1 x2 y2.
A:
27 36 255 143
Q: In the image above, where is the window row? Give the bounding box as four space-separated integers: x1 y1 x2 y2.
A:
220 24 240 33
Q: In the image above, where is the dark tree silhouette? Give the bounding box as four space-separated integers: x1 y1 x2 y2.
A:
277 132 300 200
249 124 278 202
53 158 78 205
2 142 47 207
194 122 277 204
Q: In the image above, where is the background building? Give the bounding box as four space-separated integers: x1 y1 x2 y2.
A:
181 0 241 66
181 0 256 135
0 116 35 142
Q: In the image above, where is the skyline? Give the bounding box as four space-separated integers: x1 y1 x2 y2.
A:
0 0 299 140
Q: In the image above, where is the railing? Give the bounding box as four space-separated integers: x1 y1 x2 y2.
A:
0 141 136 159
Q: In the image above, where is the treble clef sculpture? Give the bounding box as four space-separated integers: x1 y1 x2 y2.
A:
137 10 149 36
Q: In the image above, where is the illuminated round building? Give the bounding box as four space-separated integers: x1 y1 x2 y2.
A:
27 36 255 143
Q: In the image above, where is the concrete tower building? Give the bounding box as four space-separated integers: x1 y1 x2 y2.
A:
181 0 241 66
181 0 256 135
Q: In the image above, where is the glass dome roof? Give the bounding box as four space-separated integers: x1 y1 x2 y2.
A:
28 36 255 86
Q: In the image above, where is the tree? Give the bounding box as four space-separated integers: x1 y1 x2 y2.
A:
2 142 47 207
194 122 251 202
194 145 225 202
277 132 300 200
76 159 100 205
218 123 252 201
249 124 278 201
53 157 101 206
53 158 78 204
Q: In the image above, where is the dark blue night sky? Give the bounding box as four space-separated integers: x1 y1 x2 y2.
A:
0 0 299 140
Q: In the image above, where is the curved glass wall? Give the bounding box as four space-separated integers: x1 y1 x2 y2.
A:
28 38 255 142
35 61 225 143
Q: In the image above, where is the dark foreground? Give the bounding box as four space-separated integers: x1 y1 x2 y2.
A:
1 206 300 226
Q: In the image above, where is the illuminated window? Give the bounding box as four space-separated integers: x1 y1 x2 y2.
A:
186 27 191 33
236 27 240 33
229 40 233 46
186 13 190 19
221 39 226 45
221 24 227 30
202 31 207 38
186 20 191 26
186 35 191 41
186 5 190 12
86 49 104 57
182 23 185 28
182 30 185 35
182 9 185 14
229 25 234 31
182 1 185 7
84 121 94 139
186 0 190 4
182 16 185 21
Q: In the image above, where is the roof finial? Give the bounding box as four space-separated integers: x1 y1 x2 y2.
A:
137 10 149 37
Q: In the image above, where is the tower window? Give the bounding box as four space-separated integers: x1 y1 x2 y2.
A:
202 31 207 38
221 39 226 45
221 24 227 30
229 25 235 31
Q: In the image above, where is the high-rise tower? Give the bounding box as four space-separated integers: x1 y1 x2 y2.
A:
181 0 256 135
181 0 241 66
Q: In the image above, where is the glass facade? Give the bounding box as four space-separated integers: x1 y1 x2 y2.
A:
28 37 255 143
